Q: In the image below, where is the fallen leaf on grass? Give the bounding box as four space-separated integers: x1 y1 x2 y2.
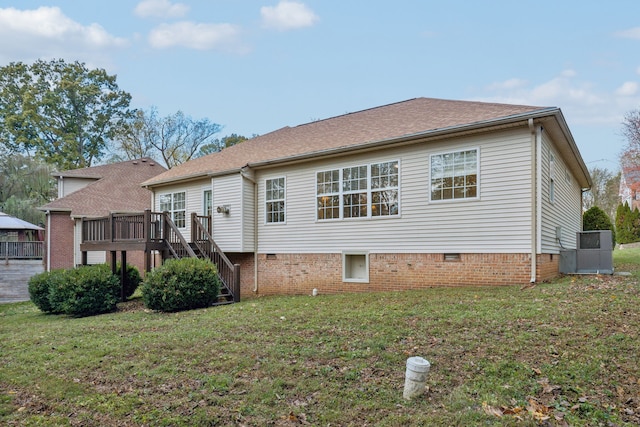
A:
527 397 551 421
537 377 561 394
482 402 503 417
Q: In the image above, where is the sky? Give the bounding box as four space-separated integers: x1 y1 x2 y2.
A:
0 0 639 171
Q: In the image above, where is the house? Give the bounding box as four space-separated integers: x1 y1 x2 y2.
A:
39 158 166 272
0 211 44 259
619 164 640 210
137 97 591 296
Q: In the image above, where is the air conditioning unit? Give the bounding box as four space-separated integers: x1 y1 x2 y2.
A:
560 230 613 274
575 230 613 274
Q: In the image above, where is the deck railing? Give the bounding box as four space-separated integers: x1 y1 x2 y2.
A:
0 241 44 260
191 213 241 302
82 210 166 243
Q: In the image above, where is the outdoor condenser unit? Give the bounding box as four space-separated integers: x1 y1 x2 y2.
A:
560 230 613 275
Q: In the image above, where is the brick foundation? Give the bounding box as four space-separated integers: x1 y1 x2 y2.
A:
254 252 561 296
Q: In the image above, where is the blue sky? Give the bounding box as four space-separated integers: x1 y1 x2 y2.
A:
1 0 639 171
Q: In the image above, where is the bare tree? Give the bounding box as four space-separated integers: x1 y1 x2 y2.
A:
583 166 620 221
111 108 221 168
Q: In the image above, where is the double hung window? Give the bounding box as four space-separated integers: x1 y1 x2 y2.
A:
430 149 478 201
265 177 286 223
159 192 186 228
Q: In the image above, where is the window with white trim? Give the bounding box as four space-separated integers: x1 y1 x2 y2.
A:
317 160 399 220
430 149 478 201
159 192 186 228
265 177 286 223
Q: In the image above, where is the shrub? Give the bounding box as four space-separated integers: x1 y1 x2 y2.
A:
115 262 142 300
615 203 640 244
583 205 616 246
48 264 120 317
142 257 220 312
28 269 66 314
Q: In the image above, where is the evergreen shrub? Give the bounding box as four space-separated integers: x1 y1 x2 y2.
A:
115 262 142 300
28 269 66 314
583 206 616 246
142 257 220 312
48 265 120 317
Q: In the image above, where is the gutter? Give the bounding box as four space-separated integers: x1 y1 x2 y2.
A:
46 210 51 272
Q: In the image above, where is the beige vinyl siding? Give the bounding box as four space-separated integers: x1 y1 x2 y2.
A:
154 179 210 240
257 127 534 254
74 219 104 265
211 174 243 252
241 175 256 252
60 177 96 197
540 132 582 252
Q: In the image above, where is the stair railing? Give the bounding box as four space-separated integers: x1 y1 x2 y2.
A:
191 213 240 302
163 212 196 259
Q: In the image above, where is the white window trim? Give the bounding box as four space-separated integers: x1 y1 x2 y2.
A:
264 176 286 225
429 147 480 203
316 159 400 221
342 251 370 283
203 188 212 216
159 191 186 228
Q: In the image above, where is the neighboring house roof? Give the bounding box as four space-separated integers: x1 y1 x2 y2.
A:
40 158 166 218
142 97 590 189
0 212 44 230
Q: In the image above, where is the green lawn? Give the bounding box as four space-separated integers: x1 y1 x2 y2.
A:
1 249 639 426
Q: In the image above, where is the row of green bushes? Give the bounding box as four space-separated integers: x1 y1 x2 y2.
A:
29 258 220 317
584 203 640 246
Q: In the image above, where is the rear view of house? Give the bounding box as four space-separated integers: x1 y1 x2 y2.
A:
139 97 591 296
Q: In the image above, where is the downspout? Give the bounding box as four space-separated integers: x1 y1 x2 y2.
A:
528 118 539 283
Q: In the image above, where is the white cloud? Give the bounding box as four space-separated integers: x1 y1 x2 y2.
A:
148 21 243 51
134 0 189 19
616 81 639 96
0 7 127 65
487 78 528 91
261 1 319 31
637 66 640 75
614 27 640 39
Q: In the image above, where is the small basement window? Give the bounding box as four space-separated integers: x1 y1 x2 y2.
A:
444 253 461 262
343 252 369 283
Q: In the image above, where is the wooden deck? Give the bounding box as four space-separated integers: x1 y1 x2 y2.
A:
80 210 240 303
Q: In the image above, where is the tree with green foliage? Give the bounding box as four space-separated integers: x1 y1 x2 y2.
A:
110 107 222 168
196 133 249 157
0 59 134 170
615 202 640 244
583 205 616 245
0 153 55 225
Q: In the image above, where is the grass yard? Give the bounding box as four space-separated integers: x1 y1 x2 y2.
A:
1 249 639 426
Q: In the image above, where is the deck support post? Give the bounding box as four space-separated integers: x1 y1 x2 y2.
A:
120 251 127 302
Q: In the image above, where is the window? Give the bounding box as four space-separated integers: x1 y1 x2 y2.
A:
203 190 212 217
430 149 478 201
317 160 399 220
265 177 286 223
549 153 556 203
343 252 369 283
159 192 186 228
